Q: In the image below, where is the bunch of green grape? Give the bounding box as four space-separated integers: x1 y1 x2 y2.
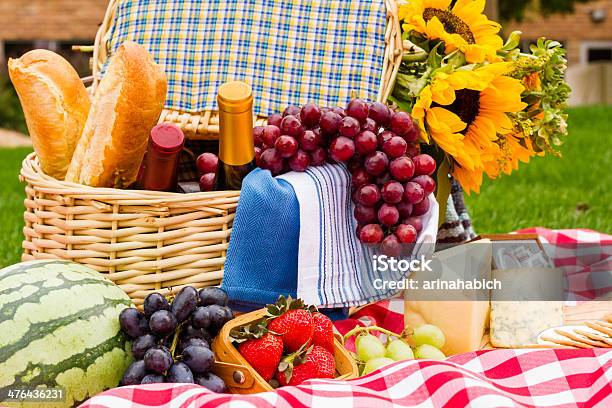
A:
355 324 446 375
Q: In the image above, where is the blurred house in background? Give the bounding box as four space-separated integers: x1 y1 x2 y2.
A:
0 0 107 75
506 0 612 105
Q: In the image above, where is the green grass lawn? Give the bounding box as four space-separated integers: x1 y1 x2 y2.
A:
465 105 612 234
0 106 610 268
0 147 32 267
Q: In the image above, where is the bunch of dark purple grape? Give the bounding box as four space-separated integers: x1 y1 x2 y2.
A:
254 99 437 251
119 286 233 392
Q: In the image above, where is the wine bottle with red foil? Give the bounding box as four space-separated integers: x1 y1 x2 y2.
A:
216 81 256 190
140 123 185 191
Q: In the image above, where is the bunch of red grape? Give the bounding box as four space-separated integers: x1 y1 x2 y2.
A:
119 286 233 391
254 99 436 251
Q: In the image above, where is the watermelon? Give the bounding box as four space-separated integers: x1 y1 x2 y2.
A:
0 260 133 407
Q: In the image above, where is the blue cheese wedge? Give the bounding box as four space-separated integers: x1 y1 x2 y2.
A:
490 267 564 347
490 301 563 347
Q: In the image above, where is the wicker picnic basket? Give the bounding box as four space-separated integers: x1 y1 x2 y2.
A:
20 0 404 305
211 308 359 394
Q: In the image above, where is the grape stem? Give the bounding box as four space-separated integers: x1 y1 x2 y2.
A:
342 325 404 344
169 322 183 359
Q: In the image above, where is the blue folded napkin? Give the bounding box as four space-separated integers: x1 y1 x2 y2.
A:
221 168 300 310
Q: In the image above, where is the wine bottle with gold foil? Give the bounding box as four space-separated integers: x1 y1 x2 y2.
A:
216 81 256 190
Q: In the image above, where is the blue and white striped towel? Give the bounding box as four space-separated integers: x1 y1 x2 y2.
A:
278 164 439 308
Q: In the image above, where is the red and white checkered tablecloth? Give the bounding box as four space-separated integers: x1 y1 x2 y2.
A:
81 229 612 408
80 349 611 408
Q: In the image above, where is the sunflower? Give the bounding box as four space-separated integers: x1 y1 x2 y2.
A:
399 0 503 63
411 63 528 193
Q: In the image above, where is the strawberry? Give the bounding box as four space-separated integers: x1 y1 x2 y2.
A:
236 332 283 381
267 296 314 352
269 309 314 351
312 312 335 353
309 345 336 378
275 358 318 386
276 345 336 386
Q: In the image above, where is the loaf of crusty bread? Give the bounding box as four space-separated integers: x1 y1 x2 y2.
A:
8 50 91 180
66 41 167 188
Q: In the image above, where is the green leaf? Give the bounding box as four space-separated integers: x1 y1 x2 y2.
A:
265 295 312 320
503 31 522 52
427 43 444 70
388 94 413 113
444 50 467 69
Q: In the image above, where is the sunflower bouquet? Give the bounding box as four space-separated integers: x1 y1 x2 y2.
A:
391 0 570 195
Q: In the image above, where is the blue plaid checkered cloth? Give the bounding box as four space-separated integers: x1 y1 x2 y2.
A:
105 0 387 116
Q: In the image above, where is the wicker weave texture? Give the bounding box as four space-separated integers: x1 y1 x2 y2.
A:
92 0 403 139
21 154 240 305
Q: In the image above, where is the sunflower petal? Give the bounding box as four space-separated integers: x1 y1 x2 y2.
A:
452 165 482 194
427 0 453 9
431 80 456 105
428 107 467 134
480 78 527 112
452 0 486 22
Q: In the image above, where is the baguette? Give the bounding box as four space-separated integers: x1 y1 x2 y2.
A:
8 50 90 180
66 41 167 188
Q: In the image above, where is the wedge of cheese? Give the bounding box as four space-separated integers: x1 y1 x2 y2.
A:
405 300 490 355
404 239 493 355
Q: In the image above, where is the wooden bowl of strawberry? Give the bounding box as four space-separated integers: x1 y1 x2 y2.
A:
211 296 358 394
